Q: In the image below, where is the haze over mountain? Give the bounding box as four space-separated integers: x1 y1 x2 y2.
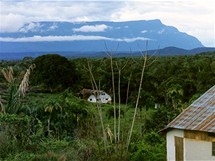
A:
1 46 215 60
0 19 204 54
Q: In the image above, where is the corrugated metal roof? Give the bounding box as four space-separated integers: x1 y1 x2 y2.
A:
165 85 215 133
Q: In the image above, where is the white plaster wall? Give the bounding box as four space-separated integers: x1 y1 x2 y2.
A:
98 93 111 104
87 93 111 104
184 139 215 161
166 129 184 161
87 95 96 103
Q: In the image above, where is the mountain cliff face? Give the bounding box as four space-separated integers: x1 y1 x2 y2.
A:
0 19 204 53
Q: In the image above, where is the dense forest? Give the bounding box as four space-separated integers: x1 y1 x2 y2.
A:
0 51 215 161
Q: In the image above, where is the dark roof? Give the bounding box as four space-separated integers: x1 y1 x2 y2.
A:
164 85 215 133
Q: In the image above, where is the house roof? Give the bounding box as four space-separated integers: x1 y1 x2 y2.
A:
164 85 215 133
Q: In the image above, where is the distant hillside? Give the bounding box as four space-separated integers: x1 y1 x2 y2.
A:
0 47 214 60
0 19 204 54
149 47 215 56
111 47 215 57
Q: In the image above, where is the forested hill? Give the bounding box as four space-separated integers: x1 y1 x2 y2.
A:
0 46 214 60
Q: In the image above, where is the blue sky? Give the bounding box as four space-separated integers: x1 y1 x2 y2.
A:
0 0 214 47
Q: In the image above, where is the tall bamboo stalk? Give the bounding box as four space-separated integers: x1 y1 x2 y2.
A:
126 53 148 150
105 42 119 143
86 60 108 154
107 53 117 143
115 61 127 143
117 69 121 142
126 73 132 105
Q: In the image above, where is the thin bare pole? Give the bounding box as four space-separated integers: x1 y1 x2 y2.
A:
86 60 108 154
126 51 148 151
126 72 132 105
117 68 121 142
105 42 118 143
115 60 128 143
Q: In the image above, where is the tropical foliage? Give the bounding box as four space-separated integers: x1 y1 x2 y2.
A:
31 54 78 92
0 51 214 160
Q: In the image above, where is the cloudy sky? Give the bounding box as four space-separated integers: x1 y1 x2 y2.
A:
0 0 214 47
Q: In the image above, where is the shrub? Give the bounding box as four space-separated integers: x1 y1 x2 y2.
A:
0 113 44 156
31 54 78 92
130 131 166 161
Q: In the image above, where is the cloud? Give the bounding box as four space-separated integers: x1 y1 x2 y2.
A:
158 29 165 34
0 1 123 32
0 1 214 46
0 13 27 32
0 35 151 42
73 24 110 32
141 30 147 34
109 1 215 47
116 37 150 42
48 23 58 30
19 22 43 32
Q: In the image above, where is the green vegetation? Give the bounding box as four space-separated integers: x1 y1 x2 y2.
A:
31 54 78 92
0 52 215 161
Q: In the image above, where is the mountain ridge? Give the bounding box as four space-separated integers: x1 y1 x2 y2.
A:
0 19 204 54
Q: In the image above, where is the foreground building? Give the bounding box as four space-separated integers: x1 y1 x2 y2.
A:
162 85 215 161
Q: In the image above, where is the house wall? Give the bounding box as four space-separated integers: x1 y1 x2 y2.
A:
87 93 111 104
166 129 184 161
184 130 215 142
184 139 215 161
167 130 215 161
98 92 111 104
184 130 215 161
87 95 96 103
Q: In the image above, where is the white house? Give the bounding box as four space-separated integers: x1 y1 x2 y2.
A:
80 88 112 104
162 85 215 161
87 91 112 104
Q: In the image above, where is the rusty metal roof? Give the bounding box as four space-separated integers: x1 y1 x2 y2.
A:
165 85 215 133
